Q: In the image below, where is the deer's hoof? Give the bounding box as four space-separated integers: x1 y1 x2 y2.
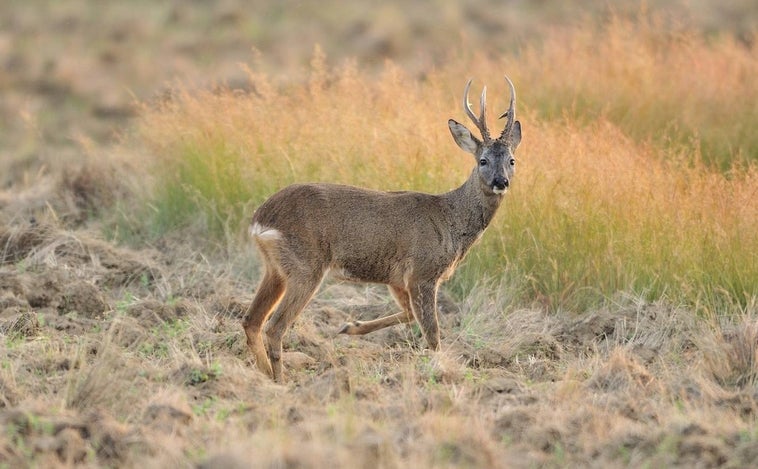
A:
337 321 361 335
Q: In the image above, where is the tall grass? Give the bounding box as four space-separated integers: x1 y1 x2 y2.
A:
517 14 758 170
459 119 757 311
132 22 757 313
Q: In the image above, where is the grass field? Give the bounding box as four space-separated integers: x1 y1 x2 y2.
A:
1 1 757 467
132 18 757 313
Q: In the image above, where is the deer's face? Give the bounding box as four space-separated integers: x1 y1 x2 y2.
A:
448 119 522 196
476 141 516 195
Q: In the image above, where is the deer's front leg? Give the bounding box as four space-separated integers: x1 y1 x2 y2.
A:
408 281 441 350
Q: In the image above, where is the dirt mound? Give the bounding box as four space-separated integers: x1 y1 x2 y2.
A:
59 281 109 318
124 298 195 326
0 407 143 467
57 161 130 225
0 220 177 344
2 222 160 285
587 348 658 393
0 311 40 338
0 222 56 265
2 270 106 322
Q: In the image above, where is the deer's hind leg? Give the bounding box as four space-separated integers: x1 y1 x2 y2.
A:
264 268 324 382
243 248 286 378
338 285 414 335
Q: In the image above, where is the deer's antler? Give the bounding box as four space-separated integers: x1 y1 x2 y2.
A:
463 79 491 141
498 76 516 140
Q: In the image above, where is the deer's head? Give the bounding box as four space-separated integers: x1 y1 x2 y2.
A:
448 76 522 196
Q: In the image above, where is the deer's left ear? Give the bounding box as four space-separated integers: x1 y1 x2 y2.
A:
511 121 522 149
448 119 481 155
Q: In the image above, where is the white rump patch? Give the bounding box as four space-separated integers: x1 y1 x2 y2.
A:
249 222 282 241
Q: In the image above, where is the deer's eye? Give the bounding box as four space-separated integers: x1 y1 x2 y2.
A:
509 158 516 166
479 158 487 166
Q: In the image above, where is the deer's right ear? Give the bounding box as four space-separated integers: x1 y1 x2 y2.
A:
448 119 481 154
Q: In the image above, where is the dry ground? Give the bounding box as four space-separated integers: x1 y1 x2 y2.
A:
1 183 756 467
1 220 757 467
1 1 757 467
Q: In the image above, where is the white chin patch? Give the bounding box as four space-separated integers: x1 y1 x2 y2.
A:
492 187 507 195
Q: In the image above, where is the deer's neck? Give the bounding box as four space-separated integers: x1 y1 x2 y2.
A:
443 170 503 249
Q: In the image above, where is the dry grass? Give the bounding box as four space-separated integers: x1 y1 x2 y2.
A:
1 225 757 467
518 13 758 169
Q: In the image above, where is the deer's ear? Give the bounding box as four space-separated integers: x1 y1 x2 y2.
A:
510 121 522 149
448 119 480 154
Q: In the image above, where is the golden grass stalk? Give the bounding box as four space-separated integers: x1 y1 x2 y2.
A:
517 13 758 170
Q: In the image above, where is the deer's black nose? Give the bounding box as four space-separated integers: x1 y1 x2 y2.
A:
493 177 509 190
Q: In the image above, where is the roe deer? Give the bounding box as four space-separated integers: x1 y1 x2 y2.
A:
244 77 522 381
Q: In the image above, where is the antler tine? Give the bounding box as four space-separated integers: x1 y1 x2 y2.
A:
479 86 490 140
462 79 479 130
463 79 490 141
498 75 516 139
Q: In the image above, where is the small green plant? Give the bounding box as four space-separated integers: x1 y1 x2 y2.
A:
5 423 31 460
197 340 213 355
4 413 56 461
185 445 207 462
28 414 54 436
188 368 209 385
215 406 232 422
191 397 217 416
140 272 151 288
187 362 221 386
223 334 237 349
738 429 757 443
138 341 169 359
161 319 190 338
418 355 441 386
4 334 26 349
617 444 633 465
115 292 137 315
551 442 566 465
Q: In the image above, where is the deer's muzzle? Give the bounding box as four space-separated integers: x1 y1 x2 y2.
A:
492 176 509 193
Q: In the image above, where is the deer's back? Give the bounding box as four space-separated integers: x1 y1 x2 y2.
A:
252 183 460 283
